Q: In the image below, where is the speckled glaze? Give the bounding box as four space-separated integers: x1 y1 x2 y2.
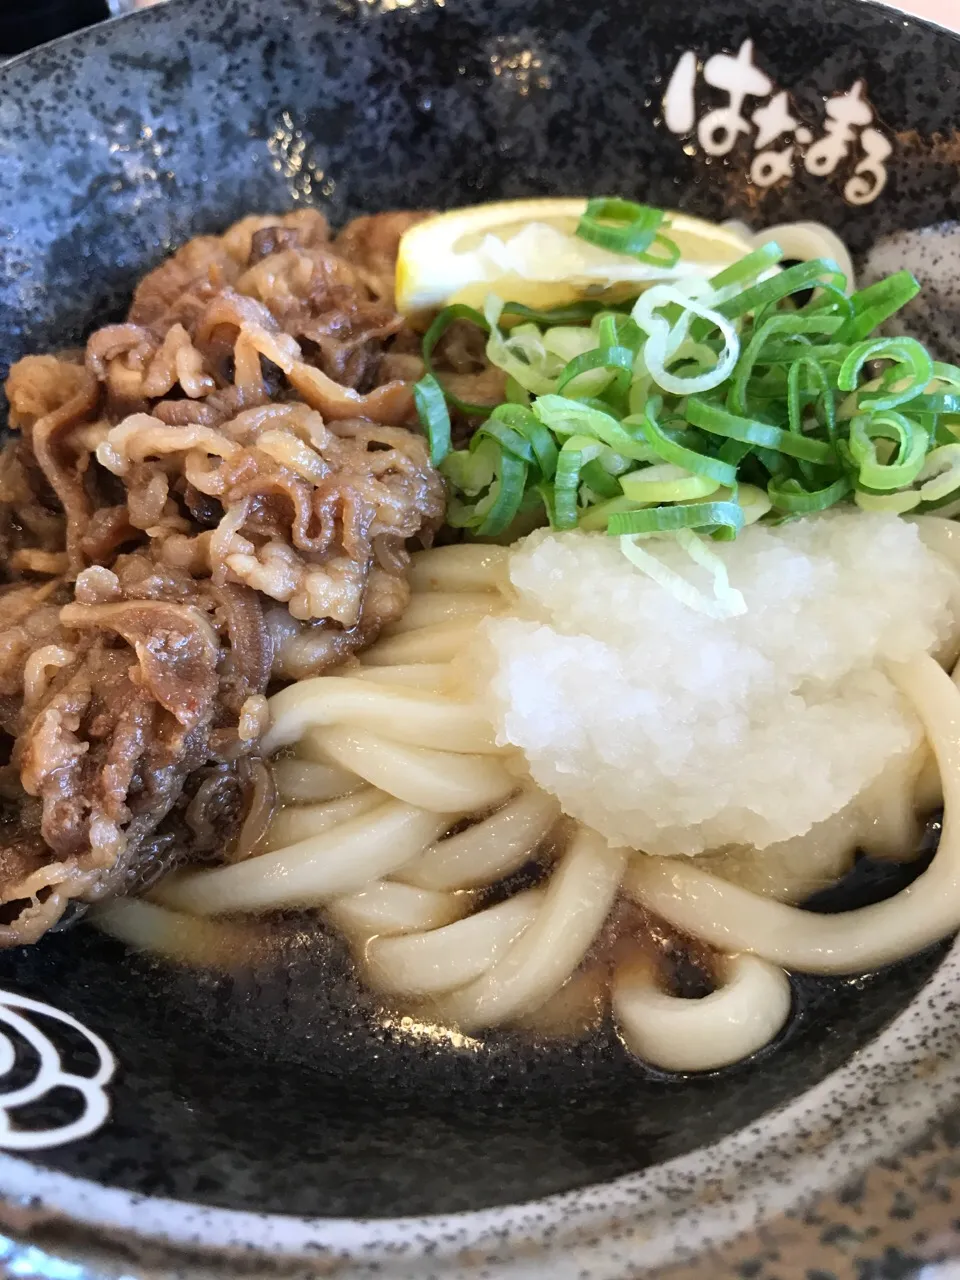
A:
1 0 960 1275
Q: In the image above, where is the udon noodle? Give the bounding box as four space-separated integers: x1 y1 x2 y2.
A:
97 531 960 1073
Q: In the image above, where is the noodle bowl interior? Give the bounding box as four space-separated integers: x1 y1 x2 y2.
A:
102 522 960 1074
5 199 960 1076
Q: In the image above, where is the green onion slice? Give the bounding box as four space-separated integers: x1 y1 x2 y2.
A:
553 435 605 529
533 395 657 461
626 408 739 486
717 258 846 320
579 457 624 500
620 465 721 504
576 197 681 265
413 373 452 466
487 404 559 480
686 398 836 465
837 336 934 411
842 271 921 343
608 500 745 536
854 486 922 514
847 411 929 490
767 474 852 513
556 344 636 398
917 442 960 503
709 241 783 294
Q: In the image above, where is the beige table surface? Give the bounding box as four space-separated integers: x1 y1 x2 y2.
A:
882 0 960 24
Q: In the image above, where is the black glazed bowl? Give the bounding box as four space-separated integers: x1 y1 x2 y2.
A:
1 1 960 1276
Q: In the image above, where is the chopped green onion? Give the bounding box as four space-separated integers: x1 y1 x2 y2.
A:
847 411 929 491
542 326 599 364
597 313 644 353
837 337 934 411
501 299 618 326
414 209 946 590
628 408 738 486
854 486 922 514
724 482 772 525
576 198 680 265
767 475 852 513
553 435 605 529
474 417 536 465
618 528 747 618
892 392 960 415
580 457 624 499
619 465 721 504
787 357 836 443
578 495 645 531
917 442 960 503
632 286 740 396
709 241 783 294
445 442 528 537
732 313 842 416
484 296 564 396
504 375 532 406
607 500 745 536
556 344 635 398
685 399 836 465
717 258 846 320
442 439 495 496
413 373 452 466
533 395 657 461
488 404 559 480
473 448 528 536
842 271 921 343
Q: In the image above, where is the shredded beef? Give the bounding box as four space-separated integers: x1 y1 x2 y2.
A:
0 209 446 944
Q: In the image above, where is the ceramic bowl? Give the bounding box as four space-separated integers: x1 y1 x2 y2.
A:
1 0 960 1275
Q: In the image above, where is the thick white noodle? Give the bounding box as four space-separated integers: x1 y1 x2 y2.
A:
380 592 500 635
430 828 627 1030
311 726 516 813
364 890 543 997
272 758 361 804
92 899 246 966
263 789 383 852
396 789 562 891
408 544 509 594
750 222 856 292
154 801 450 915
627 654 960 974
359 622 478 666
332 664 452 693
263 678 498 756
613 953 792 1072
328 880 467 940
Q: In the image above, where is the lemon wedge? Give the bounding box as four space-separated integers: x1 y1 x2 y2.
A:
395 198 753 315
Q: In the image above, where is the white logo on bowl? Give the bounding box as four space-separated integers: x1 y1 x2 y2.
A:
663 39 892 205
0 991 115 1150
